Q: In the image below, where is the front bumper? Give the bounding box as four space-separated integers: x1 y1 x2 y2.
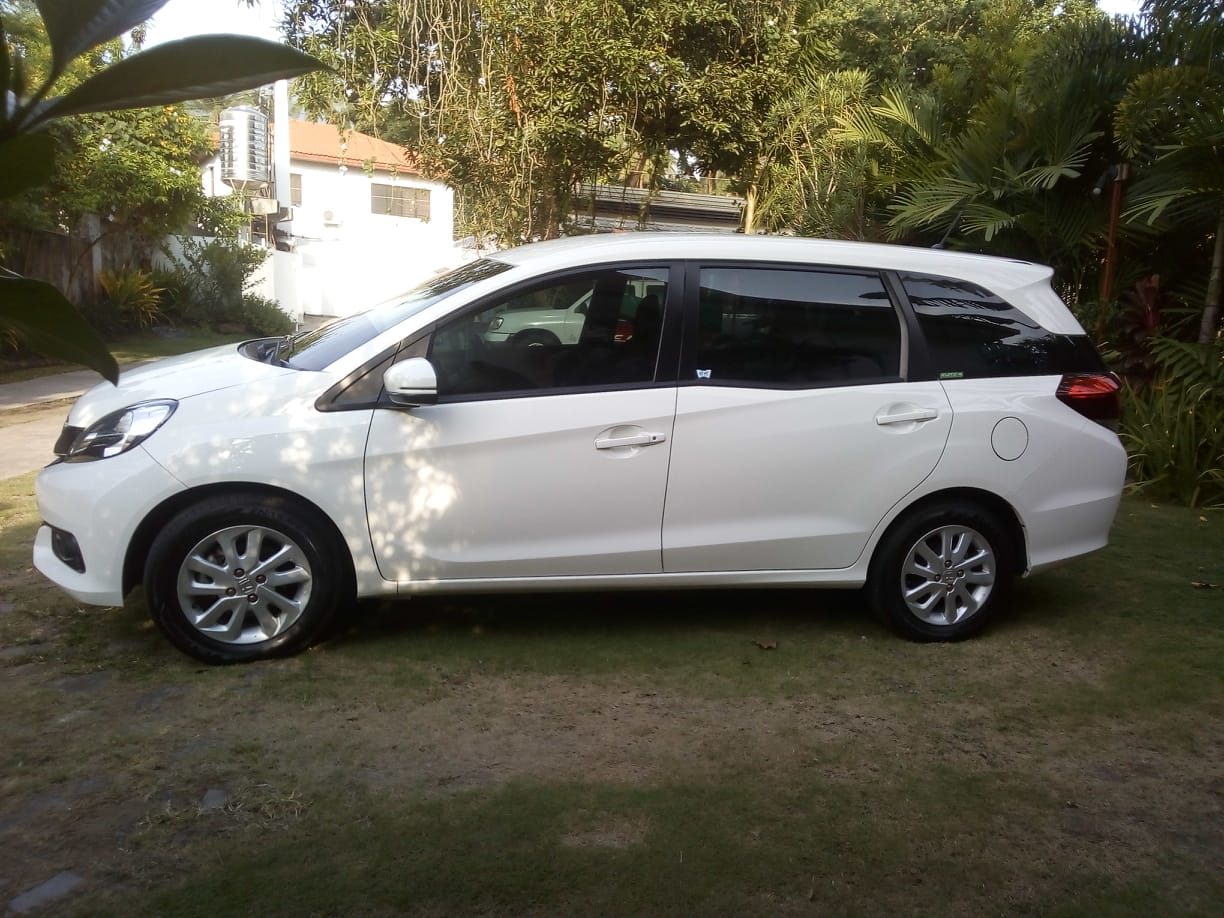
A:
33 446 185 606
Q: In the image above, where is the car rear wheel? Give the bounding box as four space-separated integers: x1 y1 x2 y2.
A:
144 494 346 663
867 502 1014 641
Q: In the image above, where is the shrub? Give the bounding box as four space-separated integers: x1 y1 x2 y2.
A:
99 267 164 329
242 293 294 337
149 265 190 323
160 237 269 329
1120 338 1224 508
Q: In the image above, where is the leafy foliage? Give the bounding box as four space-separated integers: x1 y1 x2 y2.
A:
752 68 880 238
286 0 814 241
0 0 323 381
1120 338 1224 508
98 265 163 328
834 10 1139 304
159 237 288 336
1116 0 1224 343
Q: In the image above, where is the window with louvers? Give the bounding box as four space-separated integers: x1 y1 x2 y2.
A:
370 183 431 220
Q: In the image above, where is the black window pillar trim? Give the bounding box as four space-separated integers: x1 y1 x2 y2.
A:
678 261 703 385
883 269 934 382
314 329 433 412
653 261 686 385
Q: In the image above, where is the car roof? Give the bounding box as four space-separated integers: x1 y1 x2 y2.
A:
492 233 1053 294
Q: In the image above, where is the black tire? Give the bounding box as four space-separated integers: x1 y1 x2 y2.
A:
867 501 1014 642
513 328 560 347
144 493 348 663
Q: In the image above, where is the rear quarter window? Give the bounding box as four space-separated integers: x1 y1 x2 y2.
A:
901 273 1103 379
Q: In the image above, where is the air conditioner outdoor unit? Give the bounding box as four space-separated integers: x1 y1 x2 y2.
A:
248 196 280 215
322 209 341 225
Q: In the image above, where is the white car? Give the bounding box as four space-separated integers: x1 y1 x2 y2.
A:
34 234 1126 663
482 287 592 346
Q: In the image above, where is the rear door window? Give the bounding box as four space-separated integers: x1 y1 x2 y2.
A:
694 267 901 386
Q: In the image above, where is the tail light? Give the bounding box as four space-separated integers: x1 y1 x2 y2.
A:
1056 373 1121 429
614 318 634 342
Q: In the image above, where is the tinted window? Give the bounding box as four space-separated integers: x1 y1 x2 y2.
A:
902 273 1103 378
695 268 900 385
429 267 669 398
283 258 511 371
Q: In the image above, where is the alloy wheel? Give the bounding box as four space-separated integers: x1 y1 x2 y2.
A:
901 524 996 626
175 524 313 644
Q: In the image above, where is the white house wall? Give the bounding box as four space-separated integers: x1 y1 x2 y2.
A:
195 150 457 322
291 161 456 317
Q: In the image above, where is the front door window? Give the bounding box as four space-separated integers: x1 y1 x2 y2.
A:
429 266 670 397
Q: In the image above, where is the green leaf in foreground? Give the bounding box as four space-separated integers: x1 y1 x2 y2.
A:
35 36 325 124
0 133 57 199
0 277 119 383
34 0 171 73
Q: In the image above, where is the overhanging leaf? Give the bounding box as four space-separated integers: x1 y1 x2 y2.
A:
1 17 10 102
0 277 119 384
35 0 171 72
35 36 324 125
0 133 57 199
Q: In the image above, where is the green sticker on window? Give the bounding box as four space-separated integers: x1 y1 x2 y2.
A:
940 371 965 379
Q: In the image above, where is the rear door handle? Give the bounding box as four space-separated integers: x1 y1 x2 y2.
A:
875 407 939 426
594 432 668 449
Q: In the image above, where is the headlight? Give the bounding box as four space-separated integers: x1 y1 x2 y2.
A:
65 399 178 461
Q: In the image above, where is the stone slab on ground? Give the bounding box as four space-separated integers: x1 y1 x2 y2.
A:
8 871 84 914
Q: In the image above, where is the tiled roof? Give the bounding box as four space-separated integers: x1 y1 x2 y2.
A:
285 120 418 175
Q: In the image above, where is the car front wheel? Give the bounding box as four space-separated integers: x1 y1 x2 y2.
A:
143 494 346 663
513 328 560 347
867 502 1014 641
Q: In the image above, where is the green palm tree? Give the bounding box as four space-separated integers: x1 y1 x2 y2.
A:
1116 0 1224 343
835 14 1139 303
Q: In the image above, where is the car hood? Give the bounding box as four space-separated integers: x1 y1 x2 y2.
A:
67 343 300 428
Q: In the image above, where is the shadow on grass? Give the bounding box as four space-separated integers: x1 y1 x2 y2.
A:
326 586 876 653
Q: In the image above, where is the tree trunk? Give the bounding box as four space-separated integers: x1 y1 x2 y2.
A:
1198 205 1224 344
626 150 649 189
742 183 758 235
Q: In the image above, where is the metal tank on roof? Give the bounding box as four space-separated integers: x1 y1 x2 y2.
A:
219 105 270 192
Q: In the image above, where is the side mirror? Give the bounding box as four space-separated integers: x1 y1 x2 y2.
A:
383 357 438 406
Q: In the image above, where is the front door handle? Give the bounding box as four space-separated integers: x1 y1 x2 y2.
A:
594 431 667 449
875 407 939 426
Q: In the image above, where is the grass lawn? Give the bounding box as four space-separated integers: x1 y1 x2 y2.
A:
0 477 1220 916
0 330 248 384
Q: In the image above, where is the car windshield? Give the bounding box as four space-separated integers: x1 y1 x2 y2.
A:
281 258 512 371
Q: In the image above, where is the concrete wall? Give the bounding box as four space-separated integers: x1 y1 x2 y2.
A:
197 151 459 321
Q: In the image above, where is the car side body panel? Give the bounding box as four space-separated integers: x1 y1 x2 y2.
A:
138 380 391 597
662 382 953 571
365 388 678 582
930 377 1127 572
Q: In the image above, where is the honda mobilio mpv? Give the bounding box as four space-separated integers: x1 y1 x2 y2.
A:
34 234 1126 663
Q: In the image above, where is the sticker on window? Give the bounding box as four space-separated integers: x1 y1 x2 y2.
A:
940 371 965 379
696 369 712 379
